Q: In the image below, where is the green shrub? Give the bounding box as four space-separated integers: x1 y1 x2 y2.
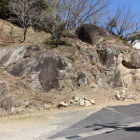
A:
115 35 128 45
62 33 76 38
44 38 72 46
102 37 110 42
0 0 10 19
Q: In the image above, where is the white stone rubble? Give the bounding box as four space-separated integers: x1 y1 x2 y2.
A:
58 97 95 107
113 89 136 101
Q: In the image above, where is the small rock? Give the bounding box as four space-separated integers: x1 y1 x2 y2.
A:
77 73 87 86
42 104 52 109
73 101 79 105
57 102 69 107
122 89 125 94
84 100 92 106
121 93 126 98
116 93 121 99
90 99 96 105
74 97 80 101
69 100 74 105
79 99 85 106
84 97 88 100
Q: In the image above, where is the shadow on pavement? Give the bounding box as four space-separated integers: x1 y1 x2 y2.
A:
125 127 140 131
84 122 140 133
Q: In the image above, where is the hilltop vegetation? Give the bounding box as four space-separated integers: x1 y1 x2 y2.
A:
1 0 140 45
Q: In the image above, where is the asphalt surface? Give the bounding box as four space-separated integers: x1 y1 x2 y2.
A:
41 104 140 140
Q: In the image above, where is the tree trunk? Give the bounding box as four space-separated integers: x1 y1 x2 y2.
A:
55 39 59 48
21 26 27 43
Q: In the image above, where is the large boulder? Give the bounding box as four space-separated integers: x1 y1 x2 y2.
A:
121 52 140 69
0 46 67 92
76 24 111 45
130 52 140 68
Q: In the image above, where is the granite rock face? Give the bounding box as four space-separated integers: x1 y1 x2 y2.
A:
76 24 111 45
0 46 67 92
0 25 139 93
0 44 140 92
77 73 87 86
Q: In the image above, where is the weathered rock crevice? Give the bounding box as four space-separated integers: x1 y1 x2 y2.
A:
122 60 138 69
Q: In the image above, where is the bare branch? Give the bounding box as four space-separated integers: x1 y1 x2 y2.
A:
104 3 140 39
60 0 110 29
8 0 43 42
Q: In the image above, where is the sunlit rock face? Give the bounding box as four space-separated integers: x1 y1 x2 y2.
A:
76 24 111 45
0 46 67 92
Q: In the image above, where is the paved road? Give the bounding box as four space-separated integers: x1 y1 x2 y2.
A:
41 104 140 140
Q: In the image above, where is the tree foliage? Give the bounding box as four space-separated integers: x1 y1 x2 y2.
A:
0 0 10 19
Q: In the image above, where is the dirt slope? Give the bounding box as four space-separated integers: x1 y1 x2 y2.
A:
0 19 140 117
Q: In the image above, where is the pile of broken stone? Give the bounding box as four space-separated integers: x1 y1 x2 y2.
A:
58 97 95 107
113 89 136 101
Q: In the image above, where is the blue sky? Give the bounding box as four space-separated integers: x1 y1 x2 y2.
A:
111 0 140 13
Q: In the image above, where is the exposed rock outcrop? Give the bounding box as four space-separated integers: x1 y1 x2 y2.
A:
0 82 12 114
0 43 139 93
76 24 112 45
0 46 67 92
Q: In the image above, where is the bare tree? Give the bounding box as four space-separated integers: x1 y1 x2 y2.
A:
39 0 66 47
105 4 140 39
60 0 111 29
8 0 43 42
39 0 110 47
106 18 117 34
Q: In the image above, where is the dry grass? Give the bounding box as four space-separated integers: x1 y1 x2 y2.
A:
32 93 53 105
0 19 51 47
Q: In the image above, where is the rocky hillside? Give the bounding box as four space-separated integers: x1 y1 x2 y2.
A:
0 21 140 116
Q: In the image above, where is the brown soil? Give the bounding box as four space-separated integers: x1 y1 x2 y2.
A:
0 19 51 47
